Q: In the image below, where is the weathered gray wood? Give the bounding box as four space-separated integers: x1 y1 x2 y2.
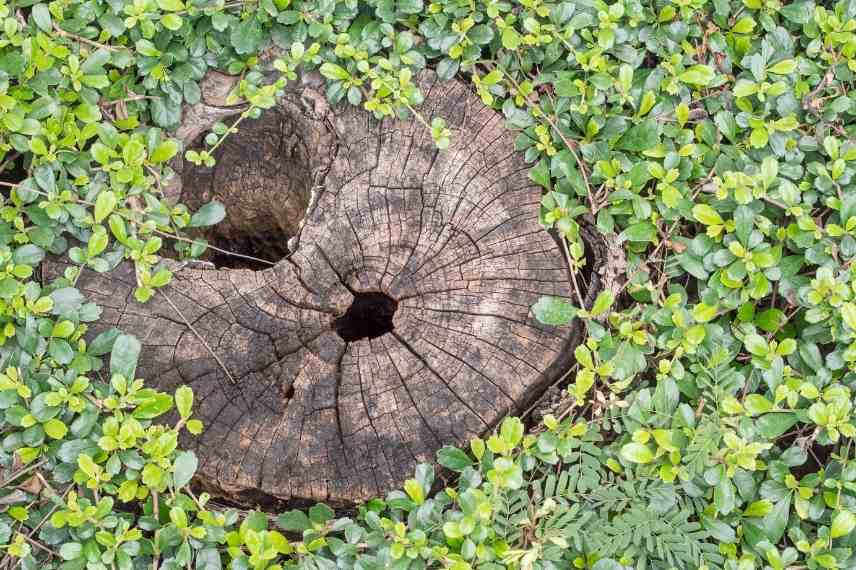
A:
67 71 620 505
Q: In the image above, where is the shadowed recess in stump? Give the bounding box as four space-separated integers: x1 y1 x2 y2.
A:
334 292 398 342
52 71 622 507
179 98 326 269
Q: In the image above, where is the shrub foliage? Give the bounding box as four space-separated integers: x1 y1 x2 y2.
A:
1 0 856 568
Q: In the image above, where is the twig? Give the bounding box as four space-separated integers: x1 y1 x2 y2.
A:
0 152 20 175
21 536 57 559
160 291 237 384
152 491 160 570
52 24 120 52
101 95 159 107
561 233 586 308
0 458 46 488
151 229 277 267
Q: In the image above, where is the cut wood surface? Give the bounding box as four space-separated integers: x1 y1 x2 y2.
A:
66 71 621 505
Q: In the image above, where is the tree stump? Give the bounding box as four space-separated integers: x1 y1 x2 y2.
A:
72 71 621 505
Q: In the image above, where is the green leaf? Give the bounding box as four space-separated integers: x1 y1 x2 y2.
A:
500 417 524 447
756 308 784 332
590 291 614 317
714 111 738 142
616 118 659 152
831 511 855 539
189 201 226 228
436 446 473 471
620 442 654 464
743 500 773 518
150 140 179 163
175 385 193 420
768 59 797 75
32 4 52 32
195 548 222 570
842 303 856 331
308 503 334 525
60 542 83 561
501 27 521 49
33 165 56 193
157 0 184 10
619 222 658 243
160 13 183 30
404 479 424 504
173 450 197 488
692 303 718 323
678 65 715 86
135 39 161 57
94 191 117 223
77 454 99 478
732 16 756 33
110 334 141 380
532 296 577 326
756 494 790 544
757 412 799 439
750 127 769 148
243 511 268 532
744 334 769 357
52 320 75 338
733 79 759 98
692 204 723 226
13 244 44 266
50 288 85 315
714 475 736 515
744 394 773 415
44 418 68 439
133 393 173 419
780 0 813 23
30 138 48 156
319 62 350 81
89 328 120 356
277 510 311 532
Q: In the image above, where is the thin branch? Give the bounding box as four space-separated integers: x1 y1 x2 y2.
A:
101 95 159 107
0 458 46 488
561 233 586 308
21 536 57 559
152 229 277 266
52 24 120 52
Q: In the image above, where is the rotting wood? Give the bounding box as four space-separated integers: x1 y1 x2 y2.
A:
59 71 623 506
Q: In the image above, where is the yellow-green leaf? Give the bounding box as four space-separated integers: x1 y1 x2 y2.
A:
693 204 724 226
768 59 797 75
95 191 117 223
620 442 655 464
44 418 68 439
831 510 855 539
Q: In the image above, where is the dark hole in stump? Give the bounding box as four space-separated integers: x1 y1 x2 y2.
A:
334 292 398 342
181 105 316 271
209 231 291 271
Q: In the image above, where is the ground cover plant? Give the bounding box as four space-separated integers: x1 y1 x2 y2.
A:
1 0 856 568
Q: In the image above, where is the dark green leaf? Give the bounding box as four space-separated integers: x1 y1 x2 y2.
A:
616 118 659 152
532 296 577 326
437 446 473 471
173 451 198 488
111 334 141 380
189 202 226 228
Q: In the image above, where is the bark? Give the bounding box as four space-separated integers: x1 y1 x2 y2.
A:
66 71 623 506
